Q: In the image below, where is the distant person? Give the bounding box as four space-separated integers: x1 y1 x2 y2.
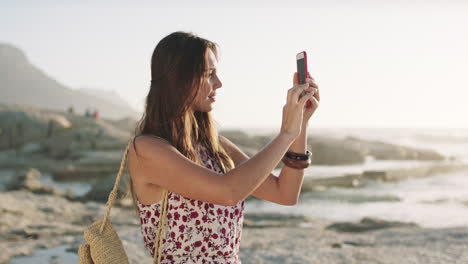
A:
92 109 99 120
84 108 91 118
127 31 320 263
46 120 54 138
67 106 74 114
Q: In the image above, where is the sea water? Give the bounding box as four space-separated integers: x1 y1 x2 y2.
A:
244 127 468 228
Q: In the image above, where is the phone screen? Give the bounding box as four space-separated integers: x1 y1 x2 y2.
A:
297 52 307 99
297 58 306 85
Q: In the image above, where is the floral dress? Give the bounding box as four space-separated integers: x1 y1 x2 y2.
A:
137 145 245 264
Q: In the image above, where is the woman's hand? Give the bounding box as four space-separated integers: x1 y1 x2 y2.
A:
280 77 316 141
293 72 320 126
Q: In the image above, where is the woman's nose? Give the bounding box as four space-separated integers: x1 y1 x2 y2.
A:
215 76 222 89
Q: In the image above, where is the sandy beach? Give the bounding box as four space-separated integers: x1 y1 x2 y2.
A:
2 189 468 264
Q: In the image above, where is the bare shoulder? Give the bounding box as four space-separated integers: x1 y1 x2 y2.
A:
129 135 174 159
128 134 236 206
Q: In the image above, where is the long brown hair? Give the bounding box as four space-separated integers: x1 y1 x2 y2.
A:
125 31 235 214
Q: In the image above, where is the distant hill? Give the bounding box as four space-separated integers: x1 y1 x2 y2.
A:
0 43 140 120
78 87 138 112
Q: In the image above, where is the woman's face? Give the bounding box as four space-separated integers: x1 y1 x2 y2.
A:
191 48 222 112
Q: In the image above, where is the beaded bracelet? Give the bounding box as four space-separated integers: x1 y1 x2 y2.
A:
284 150 312 161
281 156 311 169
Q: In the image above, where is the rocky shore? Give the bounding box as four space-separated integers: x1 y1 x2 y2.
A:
0 104 450 174
2 190 468 264
2 106 468 263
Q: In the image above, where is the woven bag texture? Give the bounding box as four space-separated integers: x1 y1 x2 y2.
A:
77 137 170 264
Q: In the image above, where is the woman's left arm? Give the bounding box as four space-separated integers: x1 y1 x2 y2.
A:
219 72 319 206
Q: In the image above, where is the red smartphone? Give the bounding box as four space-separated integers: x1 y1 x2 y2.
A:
296 51 312 108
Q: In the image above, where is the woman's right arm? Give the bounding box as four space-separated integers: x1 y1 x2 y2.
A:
129 82 315 206
129 132 294 206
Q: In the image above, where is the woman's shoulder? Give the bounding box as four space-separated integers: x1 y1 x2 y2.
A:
134 134 171 145
130 134 173 157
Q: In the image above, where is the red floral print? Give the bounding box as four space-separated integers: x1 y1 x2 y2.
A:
138 145 245 263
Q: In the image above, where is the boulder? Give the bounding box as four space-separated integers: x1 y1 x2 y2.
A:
243 213 313 228
0 104 132 158
346 136 445 161
326 217 419 233
362 162 468 182
6 168 67 197
83 174 129 202
301 174 362 191
51 164 119 181
0 104 71 151
309 136 367 165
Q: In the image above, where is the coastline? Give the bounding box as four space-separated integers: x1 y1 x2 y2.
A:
2 190 468 264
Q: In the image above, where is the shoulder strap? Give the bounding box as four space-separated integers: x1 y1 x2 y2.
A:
153 189 169 264
99 141 131 234
99 136 170 264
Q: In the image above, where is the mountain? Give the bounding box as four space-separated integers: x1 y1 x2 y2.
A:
0 43 140 120
78 87 138 112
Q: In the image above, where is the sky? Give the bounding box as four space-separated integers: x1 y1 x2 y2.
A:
1 0 467 130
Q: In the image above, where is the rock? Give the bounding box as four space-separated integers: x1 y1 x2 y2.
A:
50 164 118 181
346 136 445 161
0 104 132 160
0 104 71 151
20 142 41 153
298 162 468 192
326 217 419 233
108 117 138 134
7 168 41 189
301 173 362 191
6 168 64 196
83 174 129 202
331 243 342 248
220 130 446 166
302 191 401 203
309 136 367 165
362 162 468 182
243 212 313 228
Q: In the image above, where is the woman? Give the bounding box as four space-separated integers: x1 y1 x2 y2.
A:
127 31 320 263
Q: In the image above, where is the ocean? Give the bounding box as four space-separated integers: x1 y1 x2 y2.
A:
244 127 468 228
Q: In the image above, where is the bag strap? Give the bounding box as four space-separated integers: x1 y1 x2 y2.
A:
99 135 171 264
154 189 169 264
99 141 131 234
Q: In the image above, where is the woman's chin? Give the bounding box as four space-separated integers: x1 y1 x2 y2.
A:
205 106 213 112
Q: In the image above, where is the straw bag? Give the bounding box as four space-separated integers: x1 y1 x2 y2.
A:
78 140 170 264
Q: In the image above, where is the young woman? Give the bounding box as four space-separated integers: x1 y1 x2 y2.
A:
127 31 320 263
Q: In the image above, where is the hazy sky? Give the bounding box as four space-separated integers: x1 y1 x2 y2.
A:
1 0 467 129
